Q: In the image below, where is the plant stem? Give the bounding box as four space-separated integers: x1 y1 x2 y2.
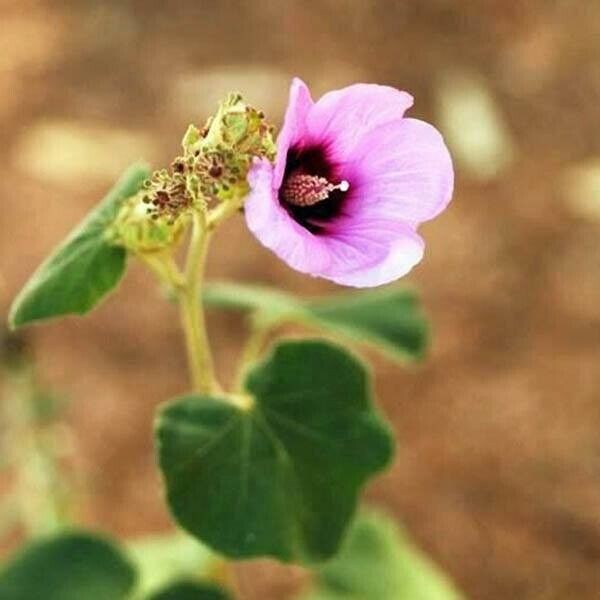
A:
175 210 241 594
179 211 219 394
2 366 66 537
139 253 185 290
206 191 246 231
235 322 270 391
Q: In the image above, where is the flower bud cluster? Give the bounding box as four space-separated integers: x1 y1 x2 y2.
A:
109 92 275 254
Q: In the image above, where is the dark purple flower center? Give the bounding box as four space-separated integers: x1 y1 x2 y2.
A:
279 145 349 234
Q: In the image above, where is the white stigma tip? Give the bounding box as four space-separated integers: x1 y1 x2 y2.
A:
338 180 350 192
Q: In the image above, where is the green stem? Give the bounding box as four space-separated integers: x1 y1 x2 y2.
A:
234 321 271 391
139 252 185 290
207 193 245 231
179 211 219 394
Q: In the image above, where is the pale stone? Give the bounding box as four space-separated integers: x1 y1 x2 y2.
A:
436 70 516 181
169 62 366 123
561 159 600 221
170 66 290 120
12 120 157 186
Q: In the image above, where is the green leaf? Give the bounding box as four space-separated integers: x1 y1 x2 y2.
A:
203 282 428 361
202 281 300 323
127 533 215 598
0 531 136 600
300 512 466 600
147 581 231 600
156 340 393 564
305 288 428 362
9 163 150 329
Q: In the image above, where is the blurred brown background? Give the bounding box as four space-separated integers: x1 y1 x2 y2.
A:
1 1 600 598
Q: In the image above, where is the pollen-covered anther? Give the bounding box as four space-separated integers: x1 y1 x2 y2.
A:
282 173 349 207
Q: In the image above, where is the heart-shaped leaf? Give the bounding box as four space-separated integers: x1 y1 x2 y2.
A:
156 340 393 563
0 531 136 600
147 581 231 600
9 163 149 329
203 282 428 361
300 512 465 600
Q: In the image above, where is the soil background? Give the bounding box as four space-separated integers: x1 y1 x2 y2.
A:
1 1 600 598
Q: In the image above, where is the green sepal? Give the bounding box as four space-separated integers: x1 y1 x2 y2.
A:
203 282 428 362
156 340 393 564
0 530 136 600
300 511 466 600
9 163 150 329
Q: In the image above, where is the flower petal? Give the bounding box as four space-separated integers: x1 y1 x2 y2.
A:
246 160 423 287
306 84 414 162
325 220 425 287
348 118 454 224
273 77 314 187
245 158 332 275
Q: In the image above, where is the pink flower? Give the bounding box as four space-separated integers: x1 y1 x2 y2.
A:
244 78 453 287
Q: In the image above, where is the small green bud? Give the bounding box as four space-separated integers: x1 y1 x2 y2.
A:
108 194 186 254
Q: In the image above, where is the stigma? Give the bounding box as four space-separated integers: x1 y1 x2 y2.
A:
282 173 349 207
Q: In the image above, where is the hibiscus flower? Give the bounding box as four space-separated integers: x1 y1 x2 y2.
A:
245 78 453 287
